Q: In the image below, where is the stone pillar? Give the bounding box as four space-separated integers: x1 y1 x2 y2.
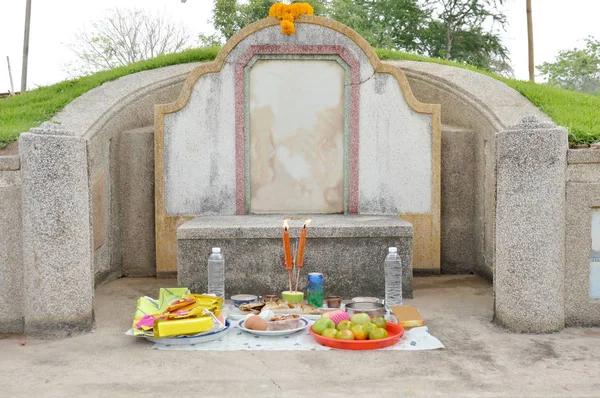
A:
494 116 568 333
0 153 24 333
20 123 94 338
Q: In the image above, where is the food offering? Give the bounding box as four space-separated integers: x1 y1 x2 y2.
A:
245 315 268 331
231 294 258 308
325 296 342 308
310 313 404 350
244 314 303 332
237 299 328 317
321 309 350 324
268 314 302 331
239 312 309 336
238 301 267 315
128 288 227 341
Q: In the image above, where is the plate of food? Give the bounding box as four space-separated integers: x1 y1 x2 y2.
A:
237 315 310 336
145 320 232 345
228 299 336 321
309 317 404 350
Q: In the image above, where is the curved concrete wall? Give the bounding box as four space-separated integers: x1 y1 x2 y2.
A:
51 59 547 282
55 63 199 280
391 61 550 277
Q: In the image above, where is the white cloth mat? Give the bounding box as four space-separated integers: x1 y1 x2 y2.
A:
150 324 444 351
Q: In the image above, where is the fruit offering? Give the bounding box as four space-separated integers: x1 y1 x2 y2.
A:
312 314 389 341
322 310 350 325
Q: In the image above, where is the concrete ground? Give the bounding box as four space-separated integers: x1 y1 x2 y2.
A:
1 275 599 398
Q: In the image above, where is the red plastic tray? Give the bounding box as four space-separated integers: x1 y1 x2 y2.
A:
309 322 405 350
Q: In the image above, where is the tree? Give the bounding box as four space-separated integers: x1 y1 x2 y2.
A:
417 0 511 75
328 0 430 51
212 0 243 41
198 33 223 47
422 20 511 74
425 0 506 59
537 37 600 94
67 8 190 75
327 0 375 45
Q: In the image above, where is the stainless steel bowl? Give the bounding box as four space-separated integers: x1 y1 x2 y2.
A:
344 302 386 318
351 296 381 304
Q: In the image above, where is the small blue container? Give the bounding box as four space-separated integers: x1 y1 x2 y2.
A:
231 294 257 308
307 273 324 308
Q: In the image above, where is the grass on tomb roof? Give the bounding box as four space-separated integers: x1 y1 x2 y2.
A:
1 46 598 148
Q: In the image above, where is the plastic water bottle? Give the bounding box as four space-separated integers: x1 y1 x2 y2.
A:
384 247 402 310
207 247 225 298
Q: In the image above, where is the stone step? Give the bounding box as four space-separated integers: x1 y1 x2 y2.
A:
177 215 413 300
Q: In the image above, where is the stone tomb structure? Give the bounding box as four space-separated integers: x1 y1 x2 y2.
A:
156 17 441 298
4 16 600 338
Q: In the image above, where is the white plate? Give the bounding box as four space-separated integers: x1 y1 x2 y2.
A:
146 320 231 345
237 317 310 336
226 304 252 320
227 305 343 321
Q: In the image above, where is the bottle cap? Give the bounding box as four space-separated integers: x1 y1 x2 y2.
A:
212 247 221 253
388 247 398 253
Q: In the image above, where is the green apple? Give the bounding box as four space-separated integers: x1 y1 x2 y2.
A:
322 328 338 339
369 327 389 340
350 313 371 325
336 320 353 331
372 316 387 329
337 329 355 340
313 318 335 335
351 324 367 340
364 322 377 334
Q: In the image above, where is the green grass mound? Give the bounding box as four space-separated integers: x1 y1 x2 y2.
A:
0 47 220 148
1 46 598 147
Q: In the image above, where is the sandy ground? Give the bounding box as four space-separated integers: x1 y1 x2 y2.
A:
1 275 599 398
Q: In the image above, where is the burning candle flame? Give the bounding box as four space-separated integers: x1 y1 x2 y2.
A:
303 219 312 228
283 218 291 230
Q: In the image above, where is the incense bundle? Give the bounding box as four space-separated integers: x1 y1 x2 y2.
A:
281 218 311 294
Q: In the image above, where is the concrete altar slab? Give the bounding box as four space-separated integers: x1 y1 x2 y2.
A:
177 215 413 299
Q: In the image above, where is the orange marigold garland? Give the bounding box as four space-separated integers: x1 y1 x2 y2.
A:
281 20 296 35
269 2 314 35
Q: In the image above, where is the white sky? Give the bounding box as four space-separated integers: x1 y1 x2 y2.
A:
1 0 599 91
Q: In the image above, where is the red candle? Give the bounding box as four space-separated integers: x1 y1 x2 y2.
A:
283 219 293 270
296 219 312 268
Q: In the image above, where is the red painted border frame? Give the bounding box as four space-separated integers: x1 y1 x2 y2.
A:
234 45 360 215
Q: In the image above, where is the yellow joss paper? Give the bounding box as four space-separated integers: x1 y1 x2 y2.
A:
189 294 223 317
167 306 207 319
153 316 215 338
130 288 191 335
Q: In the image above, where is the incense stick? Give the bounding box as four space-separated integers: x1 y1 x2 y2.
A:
293 240 299 293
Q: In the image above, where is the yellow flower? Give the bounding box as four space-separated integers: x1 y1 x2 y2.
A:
281 20 296 35
300 3 314 16
288 4 301 18
269 2 314 35
269 3 314 20
269 3 285 18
